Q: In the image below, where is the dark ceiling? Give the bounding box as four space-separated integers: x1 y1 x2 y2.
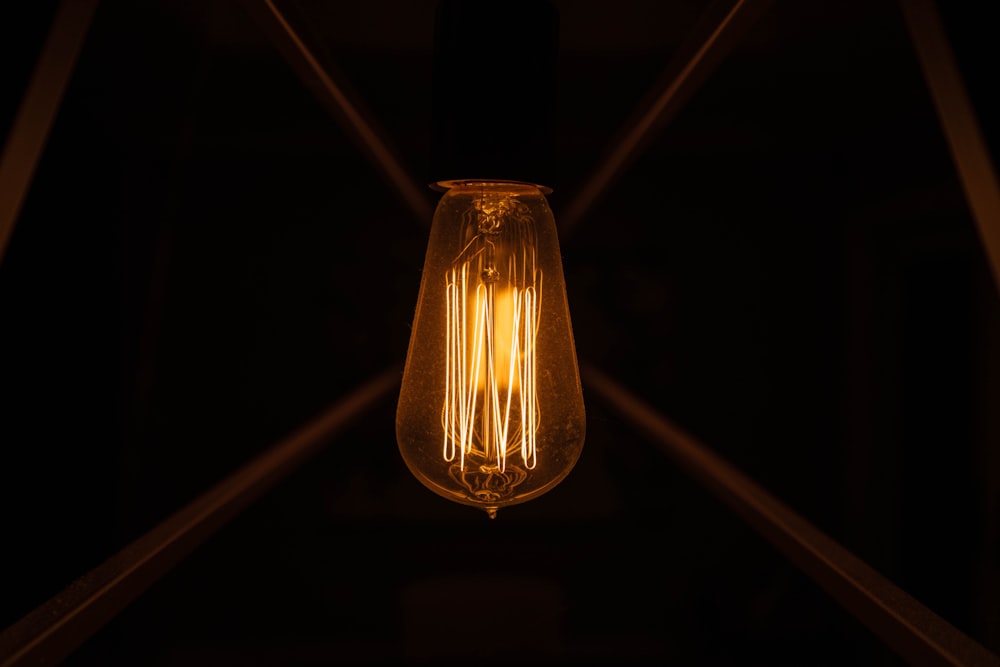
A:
1 0 998 665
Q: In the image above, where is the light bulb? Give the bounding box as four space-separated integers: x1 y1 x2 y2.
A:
397 181 585 518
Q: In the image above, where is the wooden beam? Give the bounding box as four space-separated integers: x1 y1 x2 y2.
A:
559 0 774 235
582 363 1000 667
899 0 1000 295
0 0 100 268
0 367 400 667
244 0 434 225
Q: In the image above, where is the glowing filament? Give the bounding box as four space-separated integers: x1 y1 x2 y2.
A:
442 195 541 473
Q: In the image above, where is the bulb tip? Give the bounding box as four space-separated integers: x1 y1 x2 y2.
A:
486 507 498 520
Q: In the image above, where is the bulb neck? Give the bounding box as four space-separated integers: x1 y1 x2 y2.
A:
432 179 553 195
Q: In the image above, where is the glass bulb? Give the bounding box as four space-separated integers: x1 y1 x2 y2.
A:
397 181 585 518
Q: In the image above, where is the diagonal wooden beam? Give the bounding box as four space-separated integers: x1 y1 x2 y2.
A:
0 367 400 667
0 0 100 269
582 363 1000 667
898 0 1000 295
559 0 774 236
244 0 434 225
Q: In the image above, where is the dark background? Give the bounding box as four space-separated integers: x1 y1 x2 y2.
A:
1 0 998 664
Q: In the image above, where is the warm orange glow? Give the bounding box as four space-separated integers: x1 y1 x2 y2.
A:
443 255 540 474
397 182 585 518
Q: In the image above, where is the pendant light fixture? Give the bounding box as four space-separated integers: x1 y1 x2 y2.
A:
396 0 585 519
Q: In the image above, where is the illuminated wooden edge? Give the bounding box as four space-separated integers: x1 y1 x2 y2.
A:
0 368 401 667
242 0 434 225
559 0 775 235
581 363 1000 667
898 0 1000 295
0 0 100 268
